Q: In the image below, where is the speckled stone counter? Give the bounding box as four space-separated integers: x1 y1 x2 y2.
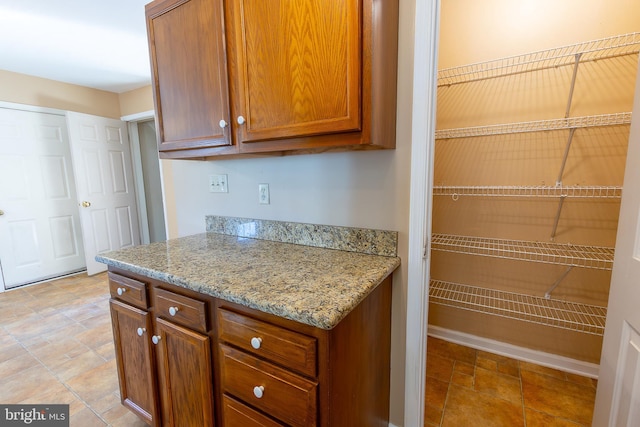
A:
96 227 400 330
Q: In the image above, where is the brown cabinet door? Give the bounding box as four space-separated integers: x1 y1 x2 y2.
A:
109 299 159 425
154 317 215 427
226 0 362 145
146 0 231 152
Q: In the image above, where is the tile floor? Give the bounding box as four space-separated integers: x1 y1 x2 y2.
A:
1 272 598 427
425 335 598 426
0 272 146 427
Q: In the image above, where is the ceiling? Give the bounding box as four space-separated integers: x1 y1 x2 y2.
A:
0 0 152 93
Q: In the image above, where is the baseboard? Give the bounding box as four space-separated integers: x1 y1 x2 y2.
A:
428 325 600 379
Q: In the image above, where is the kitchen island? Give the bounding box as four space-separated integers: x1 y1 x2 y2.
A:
97 217 400 427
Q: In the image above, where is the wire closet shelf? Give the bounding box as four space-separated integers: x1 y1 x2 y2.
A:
429 280 606 335
434 112 632 140
433 185 622 199
431 234 615 270
437 32 640 86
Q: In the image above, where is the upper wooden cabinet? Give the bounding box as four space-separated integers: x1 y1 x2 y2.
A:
145 0 399 159
146 0 234 155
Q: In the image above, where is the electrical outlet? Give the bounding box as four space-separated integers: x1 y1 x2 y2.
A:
209 174 228 193
258 183 270 204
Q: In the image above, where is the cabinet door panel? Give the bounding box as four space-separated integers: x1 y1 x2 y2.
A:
227 0 361 143
147 0 231 151
155 317 214 427
109 299 159 425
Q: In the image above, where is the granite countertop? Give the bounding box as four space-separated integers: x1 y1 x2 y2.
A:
96 232 400 329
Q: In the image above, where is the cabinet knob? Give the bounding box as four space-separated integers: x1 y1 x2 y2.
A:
168 306 179 316
137 327 146 337
116 287 126 296
219 119 228 129
253 385 264 399
237 116 246 125
152 335 161 345
250 337 262 349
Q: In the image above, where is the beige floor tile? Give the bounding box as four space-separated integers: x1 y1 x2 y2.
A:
108 410 149 427
425 377 449 410
521 369 595 425
519 360 567 380
0 350 41 378
427 336 477 364
69 407 107 427
442 385 524 427
66 360 120 406
474 367 523 405
50 349 109 382
525 408 584 427
0 364 63 403
426 352 455 382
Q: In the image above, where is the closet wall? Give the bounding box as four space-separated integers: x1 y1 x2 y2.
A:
430 0 640 364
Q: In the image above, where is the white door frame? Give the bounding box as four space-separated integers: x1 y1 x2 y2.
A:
121 110 169 245
124 111 154 245
404 0 440 426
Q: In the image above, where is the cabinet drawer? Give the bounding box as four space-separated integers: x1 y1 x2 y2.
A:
218 309 316 377
220 344 317 427
155 288 208 333
222 395 284 427
108 272 148 309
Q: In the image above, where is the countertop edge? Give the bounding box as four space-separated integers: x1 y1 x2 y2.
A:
96 244 400 330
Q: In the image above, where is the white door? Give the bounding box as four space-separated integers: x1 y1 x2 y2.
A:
0 108 86 289
67 112 141 275
593 58 640 427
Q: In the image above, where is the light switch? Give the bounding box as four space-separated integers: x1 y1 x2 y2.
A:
209 174 228 193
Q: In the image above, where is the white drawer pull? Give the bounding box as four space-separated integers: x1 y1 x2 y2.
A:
116 287 126 296
152 335 161 345
137 327 146 336
253 385 264 399
169 306 179 316
250 337 262 349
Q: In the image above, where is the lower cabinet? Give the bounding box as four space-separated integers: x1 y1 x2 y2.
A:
110 299 159 424
108 272 215 427
108 268 393 427
154 318 214 426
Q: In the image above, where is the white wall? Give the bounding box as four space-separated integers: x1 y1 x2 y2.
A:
164 143 412 427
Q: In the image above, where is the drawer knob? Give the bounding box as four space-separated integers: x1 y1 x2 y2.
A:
137 327 146 337
253 385 264 399
152 335 161 345
116 287 126 296
219 119 228 129
250 337 262 349
237 115 246 125
168 306 179 316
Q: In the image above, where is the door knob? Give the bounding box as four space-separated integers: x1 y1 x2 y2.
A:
80 201 91 208
0 210 4 216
